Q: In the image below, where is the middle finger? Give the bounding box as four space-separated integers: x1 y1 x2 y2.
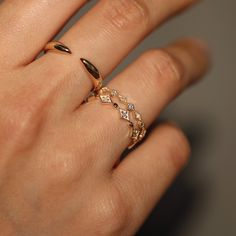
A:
32 0 197 112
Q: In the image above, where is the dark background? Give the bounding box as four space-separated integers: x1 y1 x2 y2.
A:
62 1 235 235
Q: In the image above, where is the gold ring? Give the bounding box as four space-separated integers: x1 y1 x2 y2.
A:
44 41 72 54
80 58 103 92
44 41 103 92
88 87 146 149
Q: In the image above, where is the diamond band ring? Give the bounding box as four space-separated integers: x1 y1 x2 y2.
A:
89 87 146 149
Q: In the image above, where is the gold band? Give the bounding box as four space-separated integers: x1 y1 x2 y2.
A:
44 41 72 54
44 42 103 92
80 58 103 92
89 87 146 149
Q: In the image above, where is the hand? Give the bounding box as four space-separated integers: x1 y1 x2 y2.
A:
0 0 209 235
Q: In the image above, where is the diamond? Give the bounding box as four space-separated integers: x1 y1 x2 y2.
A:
137 121 145 128
131 129 140 140
100 95 112 103
118 95 127 103
127 103 135 111
111 89 118 97
99 87 110 94
134 111 142 120
119 109 130 121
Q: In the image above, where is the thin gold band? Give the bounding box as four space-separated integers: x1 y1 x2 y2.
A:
80 58 103 92
44 41 103 92
44 41 72 54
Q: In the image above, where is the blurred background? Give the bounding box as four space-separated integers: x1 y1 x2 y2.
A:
61 0 235 235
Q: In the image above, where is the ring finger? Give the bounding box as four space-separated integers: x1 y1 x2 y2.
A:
77 38 210 168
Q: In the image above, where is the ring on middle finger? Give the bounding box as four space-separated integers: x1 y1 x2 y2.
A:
80 58 103 92
44 41 103 92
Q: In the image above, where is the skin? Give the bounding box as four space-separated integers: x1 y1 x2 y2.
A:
0 0 210 235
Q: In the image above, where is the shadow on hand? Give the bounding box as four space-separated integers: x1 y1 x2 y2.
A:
135 119 212 236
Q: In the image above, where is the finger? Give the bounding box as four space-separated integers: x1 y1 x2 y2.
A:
109 38 210 125
0 0 87 68
78 38 209 166
112 123 190 235
33 0 197 111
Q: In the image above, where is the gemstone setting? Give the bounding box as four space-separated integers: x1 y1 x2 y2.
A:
100 95 112 103
127 103 135 111
119 109 130 121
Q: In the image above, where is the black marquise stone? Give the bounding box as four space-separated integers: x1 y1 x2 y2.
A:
80 58 100 80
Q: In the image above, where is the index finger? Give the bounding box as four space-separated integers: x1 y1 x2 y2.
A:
0 0 87 69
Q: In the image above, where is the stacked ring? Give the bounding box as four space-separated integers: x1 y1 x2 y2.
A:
44 41 146 148
89 87 146 149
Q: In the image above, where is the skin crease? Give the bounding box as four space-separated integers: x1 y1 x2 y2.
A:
0 0 210 236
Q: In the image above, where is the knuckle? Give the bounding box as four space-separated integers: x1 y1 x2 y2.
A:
1 105 30 133
103 0 150 31
142 49 185 92
0 88 42 143
158 49 184 82
0 112 34 150
165 123 191 170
